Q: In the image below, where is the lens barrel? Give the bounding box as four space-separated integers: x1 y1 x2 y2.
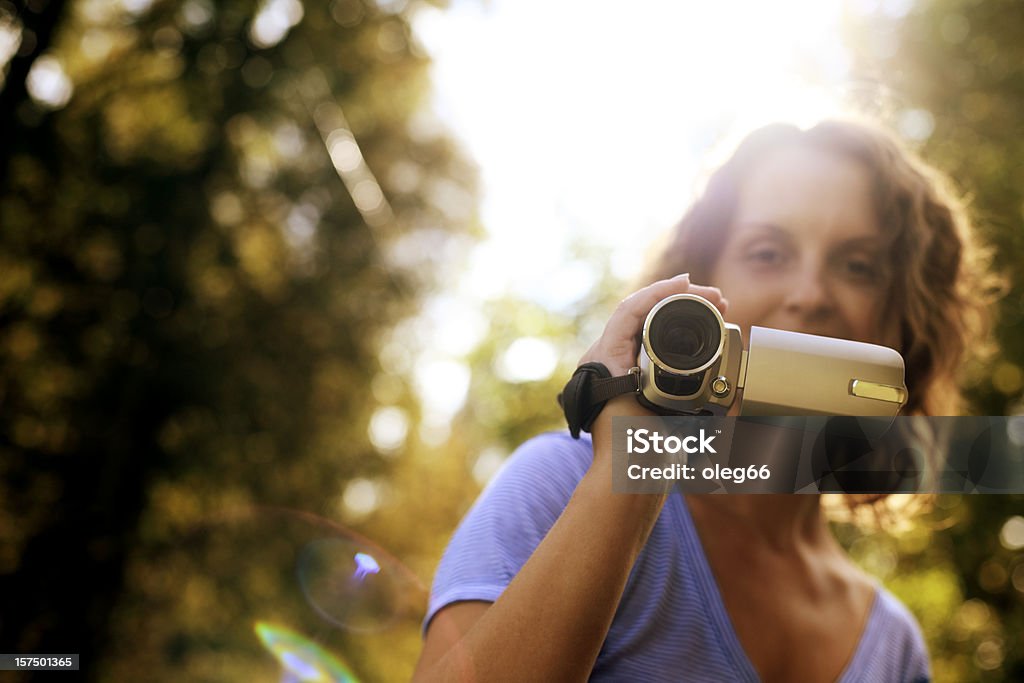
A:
645 297 723 372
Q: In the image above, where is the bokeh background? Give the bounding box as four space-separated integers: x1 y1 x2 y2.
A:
1 0 1023 681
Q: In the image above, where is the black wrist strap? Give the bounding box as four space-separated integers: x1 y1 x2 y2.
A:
557 362 641 438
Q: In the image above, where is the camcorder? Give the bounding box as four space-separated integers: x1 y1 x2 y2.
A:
638 294 908 418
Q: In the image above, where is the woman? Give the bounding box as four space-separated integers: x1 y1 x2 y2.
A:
413 120 993 682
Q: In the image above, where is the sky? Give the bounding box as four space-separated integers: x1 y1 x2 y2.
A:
398 0 879 438
412 0 864 308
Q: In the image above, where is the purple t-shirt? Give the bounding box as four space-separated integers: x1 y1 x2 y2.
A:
426 431 931 682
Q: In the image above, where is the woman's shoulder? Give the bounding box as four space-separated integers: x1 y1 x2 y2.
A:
453 431 594 530
872 584 928 643
508 430 594 464
853 580 931 682
484 430 594 496
838 557 927 644
820 551 931 681
424 432 596 628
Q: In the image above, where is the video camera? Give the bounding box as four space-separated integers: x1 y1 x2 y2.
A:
638 294 908 417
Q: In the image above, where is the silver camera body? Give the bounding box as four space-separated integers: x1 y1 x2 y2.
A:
638 294 908 417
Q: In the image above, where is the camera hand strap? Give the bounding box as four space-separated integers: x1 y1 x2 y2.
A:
558 362 641 439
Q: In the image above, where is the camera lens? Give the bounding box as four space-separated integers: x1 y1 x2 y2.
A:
646 298 722 372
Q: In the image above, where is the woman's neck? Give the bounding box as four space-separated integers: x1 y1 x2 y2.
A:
686 494 835 553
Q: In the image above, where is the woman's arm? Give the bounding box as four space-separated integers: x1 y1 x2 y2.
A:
414 275 727 682
415 408 666 682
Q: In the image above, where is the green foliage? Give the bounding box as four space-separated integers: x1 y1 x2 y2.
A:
0 0 475 680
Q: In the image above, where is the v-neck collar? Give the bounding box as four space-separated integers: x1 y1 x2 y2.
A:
674 493 883 683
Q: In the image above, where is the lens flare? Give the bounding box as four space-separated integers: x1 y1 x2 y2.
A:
353 552 380 580
297 536 415 632
255 621 360 682
166 504 426 674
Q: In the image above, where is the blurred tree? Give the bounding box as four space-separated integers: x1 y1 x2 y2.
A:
845 1 1024 681
353 247 624 679
0 0 476 680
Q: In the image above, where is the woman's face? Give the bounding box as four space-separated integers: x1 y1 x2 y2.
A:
709 145 892 347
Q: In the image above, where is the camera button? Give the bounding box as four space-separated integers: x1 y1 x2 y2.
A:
711 376 730 397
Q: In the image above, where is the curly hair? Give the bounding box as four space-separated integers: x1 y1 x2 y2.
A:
642 119 1000 417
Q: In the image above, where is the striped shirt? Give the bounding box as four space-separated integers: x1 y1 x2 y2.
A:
426 431 931 682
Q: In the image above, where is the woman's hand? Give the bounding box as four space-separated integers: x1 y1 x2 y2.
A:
580 274 729 377
580 274 729 465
